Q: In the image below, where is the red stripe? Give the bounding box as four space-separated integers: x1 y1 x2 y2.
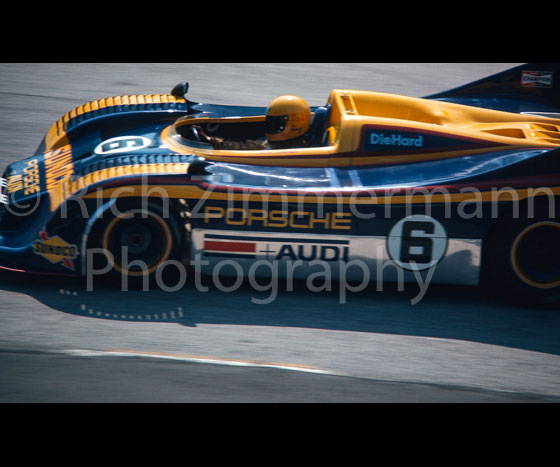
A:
0 264 78 277
204 240 256 253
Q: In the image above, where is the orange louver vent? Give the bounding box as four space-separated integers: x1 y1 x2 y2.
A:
44 94 187 151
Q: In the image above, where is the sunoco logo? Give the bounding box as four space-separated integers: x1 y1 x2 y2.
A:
369 132 423 147
33 229 78 270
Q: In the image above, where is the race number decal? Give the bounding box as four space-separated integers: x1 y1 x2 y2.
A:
387 215 448 271
94 136 152 155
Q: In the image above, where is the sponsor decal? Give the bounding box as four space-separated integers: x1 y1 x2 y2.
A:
44 144 74 192
23 159 41 195
369 132 423 147
5 158 43 195
203 233 350 262
94 136 152 155
521 70 553 88
204 206 352 231
363 126 501 153
386 214 448 271
6 174 23 194
33 229 78 270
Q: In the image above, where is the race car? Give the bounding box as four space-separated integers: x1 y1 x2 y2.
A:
0 63 559 305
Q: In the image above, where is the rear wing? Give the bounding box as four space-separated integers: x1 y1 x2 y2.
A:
425 63 560 116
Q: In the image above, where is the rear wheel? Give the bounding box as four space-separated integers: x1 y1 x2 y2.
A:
510 221 560 289
483 217 560 307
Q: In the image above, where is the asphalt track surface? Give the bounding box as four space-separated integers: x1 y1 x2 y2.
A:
1 63 559 403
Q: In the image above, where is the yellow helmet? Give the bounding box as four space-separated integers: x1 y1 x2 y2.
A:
265 95 311 142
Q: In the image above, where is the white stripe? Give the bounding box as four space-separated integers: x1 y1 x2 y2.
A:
63 349 336 375
326 168 340 188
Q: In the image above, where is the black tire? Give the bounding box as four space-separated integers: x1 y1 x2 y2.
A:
86 199 187 290
483 216 560 307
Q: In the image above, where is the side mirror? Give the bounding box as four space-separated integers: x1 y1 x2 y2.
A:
171 82 189 98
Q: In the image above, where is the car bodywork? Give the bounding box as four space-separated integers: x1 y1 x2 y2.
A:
1 63 559 302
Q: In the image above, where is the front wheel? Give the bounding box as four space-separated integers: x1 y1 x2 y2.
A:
86 200 186 289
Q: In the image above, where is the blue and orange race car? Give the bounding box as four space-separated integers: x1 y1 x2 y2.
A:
0 63 559 305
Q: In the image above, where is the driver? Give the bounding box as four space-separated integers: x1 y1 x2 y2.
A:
197 95 312 150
